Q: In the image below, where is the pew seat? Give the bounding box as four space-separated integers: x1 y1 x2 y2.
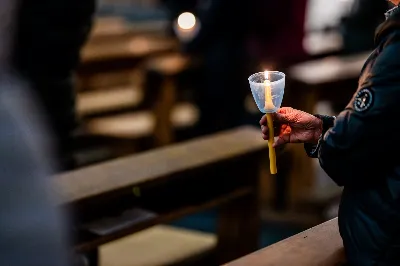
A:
77 85 143 116
89 17 168 41
90 17 129 39
81 35 177 64
101 225 217 266
77 68 143 91
145 53 192 76
224 218 346 266
85 102 199 139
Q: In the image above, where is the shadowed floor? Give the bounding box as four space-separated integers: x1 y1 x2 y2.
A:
169 209 305 248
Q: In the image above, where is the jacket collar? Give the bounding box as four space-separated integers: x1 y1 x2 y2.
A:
385 5 400 20
375 5 400 44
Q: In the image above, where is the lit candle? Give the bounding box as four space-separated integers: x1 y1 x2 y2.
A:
264 71 277 174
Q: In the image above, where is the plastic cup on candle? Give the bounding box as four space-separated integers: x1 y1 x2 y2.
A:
248 71 286 113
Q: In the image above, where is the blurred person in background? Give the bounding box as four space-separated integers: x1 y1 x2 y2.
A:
340 0 389 54
261 2 400 265
0 0 70 265
248 0 308 68
163 0 251 135
12 0 96 171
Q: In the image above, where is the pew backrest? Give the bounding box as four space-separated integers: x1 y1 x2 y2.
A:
54 126 268 205
289 52 370 85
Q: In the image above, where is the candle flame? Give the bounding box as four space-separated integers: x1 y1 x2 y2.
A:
264 71 269 81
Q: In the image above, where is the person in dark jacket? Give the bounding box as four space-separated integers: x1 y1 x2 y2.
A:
261 2 400 265
12 0 96 171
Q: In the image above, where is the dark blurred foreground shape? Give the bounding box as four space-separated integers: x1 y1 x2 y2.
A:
0 0 70 264
12 0 97 171
0 78 70 266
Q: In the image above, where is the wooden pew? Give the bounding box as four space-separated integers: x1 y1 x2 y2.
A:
143 53 196 146
88 17 168 43
54 126 268 265
224 218 346 266
303 31 343 58
77 85 143 116
83 103 199 157
75 52 198 160
80 35 177 65
100 225 217 266
289 52 368 88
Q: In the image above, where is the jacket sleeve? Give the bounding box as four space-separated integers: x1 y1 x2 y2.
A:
315 37 400 187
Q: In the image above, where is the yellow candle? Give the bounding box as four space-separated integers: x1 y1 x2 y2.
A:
264 80 274 110
264 74 277 174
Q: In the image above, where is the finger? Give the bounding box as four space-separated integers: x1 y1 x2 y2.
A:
274 125 280 137
259 115 267 126
274 112 294 124
273 134 290 148
266 123 280 137
261 125 268 140
261 125 268 134
262 123 281 138
277 107 293 114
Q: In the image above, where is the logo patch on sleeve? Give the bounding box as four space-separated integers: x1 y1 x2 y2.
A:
354 88 373 112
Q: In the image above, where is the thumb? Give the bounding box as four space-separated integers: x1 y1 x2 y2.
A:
274 112 292 124
273 134 289 148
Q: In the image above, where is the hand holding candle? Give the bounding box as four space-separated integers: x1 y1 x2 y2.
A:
248 71 286 174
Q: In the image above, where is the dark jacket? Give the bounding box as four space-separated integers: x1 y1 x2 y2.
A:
305 7 400 266
12 0 96 170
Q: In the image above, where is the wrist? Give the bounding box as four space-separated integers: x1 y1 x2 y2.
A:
311 114 336 144
311 118 323 144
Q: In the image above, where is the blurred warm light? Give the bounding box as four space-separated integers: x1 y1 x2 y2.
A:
177 12 196 30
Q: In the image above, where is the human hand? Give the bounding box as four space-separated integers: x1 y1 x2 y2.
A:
260 107 323 147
